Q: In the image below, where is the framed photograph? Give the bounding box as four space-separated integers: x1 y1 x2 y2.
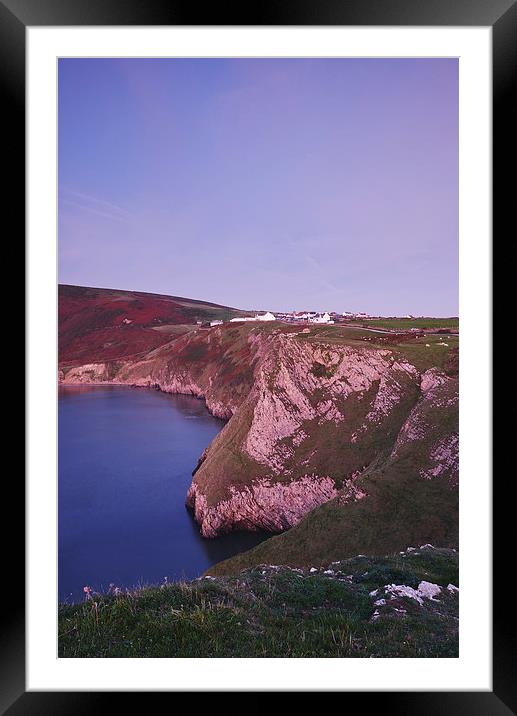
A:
8 0 506 709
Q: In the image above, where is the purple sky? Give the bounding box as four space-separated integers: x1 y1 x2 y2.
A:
58 58 458 315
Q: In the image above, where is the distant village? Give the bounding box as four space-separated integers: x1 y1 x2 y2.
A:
206 310 376 327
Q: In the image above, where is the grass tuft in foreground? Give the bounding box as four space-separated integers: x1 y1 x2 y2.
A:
59 546 458 658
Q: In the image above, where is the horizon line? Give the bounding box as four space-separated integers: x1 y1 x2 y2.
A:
58 282 459 318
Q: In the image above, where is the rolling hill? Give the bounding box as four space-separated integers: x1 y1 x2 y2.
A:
59 283 250 364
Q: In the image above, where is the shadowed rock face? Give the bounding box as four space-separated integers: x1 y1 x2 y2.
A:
186 476 340 536
60 319 458 539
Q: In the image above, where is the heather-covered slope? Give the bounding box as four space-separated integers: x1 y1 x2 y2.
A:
59 284 248 364
59 296 459 557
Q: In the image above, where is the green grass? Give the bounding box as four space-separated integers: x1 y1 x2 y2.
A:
149 324 197 336
359 318 459 330
293 324 459 373
58 548 458 658
393 336 459 374
209 464 458 576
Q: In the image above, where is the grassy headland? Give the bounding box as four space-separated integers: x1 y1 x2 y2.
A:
59 547 458 658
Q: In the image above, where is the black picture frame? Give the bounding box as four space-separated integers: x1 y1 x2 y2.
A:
7 0 505 711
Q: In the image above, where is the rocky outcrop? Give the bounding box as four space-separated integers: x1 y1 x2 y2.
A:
60 323 458 537
242 334 418 473
420 433 459 483
61 324 254 419
186 332 424 534
391 368 459 487
186 474 340 537
60 362 114 383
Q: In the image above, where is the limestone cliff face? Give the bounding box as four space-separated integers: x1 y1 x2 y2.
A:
390 368 459 487
184 332 423 536
241 333 419 474
59 324 458 537
60 324 255 419
186 476 340 536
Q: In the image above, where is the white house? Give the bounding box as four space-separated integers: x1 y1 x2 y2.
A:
310 312 333 324
255 311 276 321
229 312 276 323
210 320 223 326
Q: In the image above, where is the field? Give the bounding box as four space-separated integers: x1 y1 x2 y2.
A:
294 324 459 375
356 318 459 330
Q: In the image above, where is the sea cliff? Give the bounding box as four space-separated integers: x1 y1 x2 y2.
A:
60 318 458 544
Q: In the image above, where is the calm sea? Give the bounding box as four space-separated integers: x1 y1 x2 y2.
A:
58 385 269 602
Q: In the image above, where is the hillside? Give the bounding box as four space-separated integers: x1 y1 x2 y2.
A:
208 362 458 574
59 289 459 572
58 546 459 658
59 284 249 364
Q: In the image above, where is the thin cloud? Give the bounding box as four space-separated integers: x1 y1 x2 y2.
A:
60 188 133 222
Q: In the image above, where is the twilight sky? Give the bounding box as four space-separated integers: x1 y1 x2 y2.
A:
58 58 458 315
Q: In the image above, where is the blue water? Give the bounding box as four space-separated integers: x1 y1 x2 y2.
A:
58 385 269 602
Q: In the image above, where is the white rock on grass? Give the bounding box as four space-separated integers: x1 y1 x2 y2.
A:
385 584 424 605
447 584 459 593
417 581 442 601
380 581 442 606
